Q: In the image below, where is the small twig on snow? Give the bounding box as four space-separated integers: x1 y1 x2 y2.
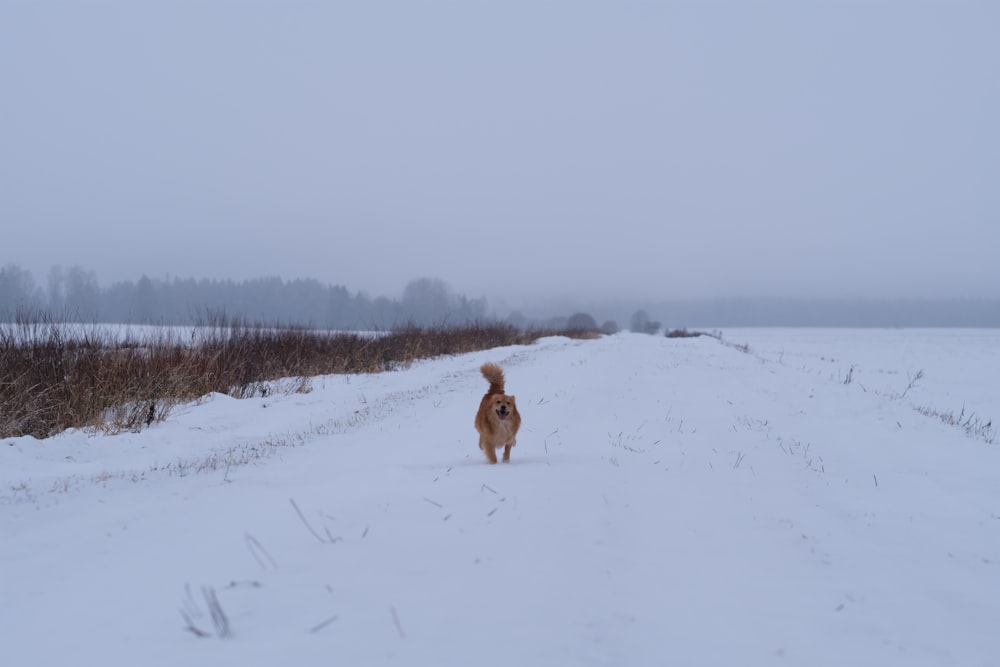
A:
308 614 339 634
181 586 231 638
899 370 924 399
203 586 231 638
390 606 406 638
181 609 211 638
245 532 278 569
290 498 330 544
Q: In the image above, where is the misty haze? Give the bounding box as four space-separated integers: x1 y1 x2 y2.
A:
2 1 998 319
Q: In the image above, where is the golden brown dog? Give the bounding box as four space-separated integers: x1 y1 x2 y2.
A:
474 362 521 464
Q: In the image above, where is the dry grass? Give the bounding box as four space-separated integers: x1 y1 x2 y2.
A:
664 328 701 338
914 403 996 444
1 312 577 439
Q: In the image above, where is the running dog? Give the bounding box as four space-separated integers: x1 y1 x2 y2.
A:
474 362 521 464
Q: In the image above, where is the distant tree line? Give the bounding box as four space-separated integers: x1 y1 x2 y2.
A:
0 264 488 329
14 262 988 330
621 297 1000 329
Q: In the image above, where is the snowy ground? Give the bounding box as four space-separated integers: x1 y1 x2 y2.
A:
2 329 998 666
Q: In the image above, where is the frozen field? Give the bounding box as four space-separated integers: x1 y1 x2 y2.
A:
2 328 998 666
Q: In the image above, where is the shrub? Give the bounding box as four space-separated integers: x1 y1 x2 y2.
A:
600 320 620 335
0 314 569 439
565 312 599 332
665 328 704 338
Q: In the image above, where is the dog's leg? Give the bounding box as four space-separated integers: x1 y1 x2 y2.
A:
502 443 512 462
482 439 498 464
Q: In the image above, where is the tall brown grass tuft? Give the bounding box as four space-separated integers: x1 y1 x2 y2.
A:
0 312 580 439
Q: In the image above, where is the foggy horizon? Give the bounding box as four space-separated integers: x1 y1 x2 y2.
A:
3 261 998 329
3 1 998 309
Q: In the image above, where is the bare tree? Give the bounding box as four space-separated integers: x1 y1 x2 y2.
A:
64 265 100 320
401 277 455 326
629 309 660 334
0 264 42 318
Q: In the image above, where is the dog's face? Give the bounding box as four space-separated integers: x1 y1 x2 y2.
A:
489 395 517 422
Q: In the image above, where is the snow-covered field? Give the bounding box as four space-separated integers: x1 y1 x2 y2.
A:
2 329 998 666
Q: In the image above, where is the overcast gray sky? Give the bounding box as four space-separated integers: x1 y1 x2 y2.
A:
2 0 998 308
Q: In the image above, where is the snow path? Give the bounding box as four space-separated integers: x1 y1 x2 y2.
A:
2 331 998 666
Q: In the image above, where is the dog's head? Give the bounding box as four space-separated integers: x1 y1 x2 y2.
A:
489 395 517 422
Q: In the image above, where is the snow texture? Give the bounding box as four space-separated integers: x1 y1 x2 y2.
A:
2 329 998 666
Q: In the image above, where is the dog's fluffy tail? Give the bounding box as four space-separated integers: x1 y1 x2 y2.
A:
480 362 505 394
